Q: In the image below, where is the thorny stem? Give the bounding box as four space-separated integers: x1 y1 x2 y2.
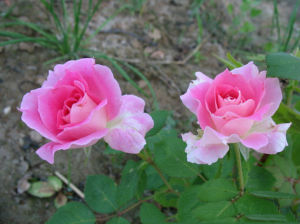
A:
233 144 244 195
138 150 179 195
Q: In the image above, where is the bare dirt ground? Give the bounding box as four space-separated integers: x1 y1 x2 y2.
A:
0 0 297 223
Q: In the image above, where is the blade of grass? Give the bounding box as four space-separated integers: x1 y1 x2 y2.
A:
0 37 56 48
282 0 300 51
83 4 130 45
273 0 281 47
0 20 57 41
213 54 236 70
0 30 27 38
44 54 72 65
119 60 159 109
73 0 82 42
74 0 102 51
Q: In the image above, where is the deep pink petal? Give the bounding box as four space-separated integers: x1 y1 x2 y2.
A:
104 95 153 154
57 99 107 141
38 85 75 134
36 129 108 164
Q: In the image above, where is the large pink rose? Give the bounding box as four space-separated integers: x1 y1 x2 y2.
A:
181 62 291 165
20 58 153 164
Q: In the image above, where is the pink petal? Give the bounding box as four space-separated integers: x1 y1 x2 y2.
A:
215 99 255 117
36 129 108 164
258 78 282 117
20 89 59 142
221 117 254 136
231 61 259 78
38 85 75 134
182 127 229 165
104 95 154 154
57 99 108 141
252 123 291 154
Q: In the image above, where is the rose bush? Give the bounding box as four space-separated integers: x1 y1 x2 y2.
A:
181 62 291 165
20 58 153 164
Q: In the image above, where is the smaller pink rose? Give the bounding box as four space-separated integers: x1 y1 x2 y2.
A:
181 62 291 165
20 58 154 164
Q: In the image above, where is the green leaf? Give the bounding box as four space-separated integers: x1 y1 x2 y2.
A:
117 160 144 207
146 110 169 137
246 166 275 191
192 201 235 221
154 190 178 207
245 214 287 222
84 175 118 214
197 178 238 202
250 8 262 17
178 186 203 223
107 217 130 224
266 53 300 80
27 181 55 198
249 191 296 199
46 202 95 224
145 165 164 190
48 176 62 191
235 194 278 215
149 130 199 178
139 203 167 224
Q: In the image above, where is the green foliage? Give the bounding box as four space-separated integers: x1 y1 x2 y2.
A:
146 110 170 137
46 202 95 224
107 217 130 224
266 53 300 81
84 175 118 214
148 130 199 178
117 160 145 207
139 203 168 224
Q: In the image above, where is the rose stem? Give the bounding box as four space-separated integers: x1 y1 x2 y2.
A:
233 144 244 195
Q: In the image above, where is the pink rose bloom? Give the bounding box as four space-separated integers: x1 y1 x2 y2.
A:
20 58 153 164
181 62 291 165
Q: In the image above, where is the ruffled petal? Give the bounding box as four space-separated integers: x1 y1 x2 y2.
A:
20 89 60 142
182 127 229 165
36 129 108 164
104 95 153 154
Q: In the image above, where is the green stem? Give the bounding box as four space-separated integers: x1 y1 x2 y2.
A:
233 144 244 195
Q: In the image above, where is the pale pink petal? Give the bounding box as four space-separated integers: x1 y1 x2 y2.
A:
240 133 269 150
182 127 229 165
231 61 259 77
20 89 60 142
221 118 254 136
70 93 97 124
251 123 291 154
36 129 108 164
104 95 153 154
194 72 212 84
258 78 282 117
57 99 107 141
